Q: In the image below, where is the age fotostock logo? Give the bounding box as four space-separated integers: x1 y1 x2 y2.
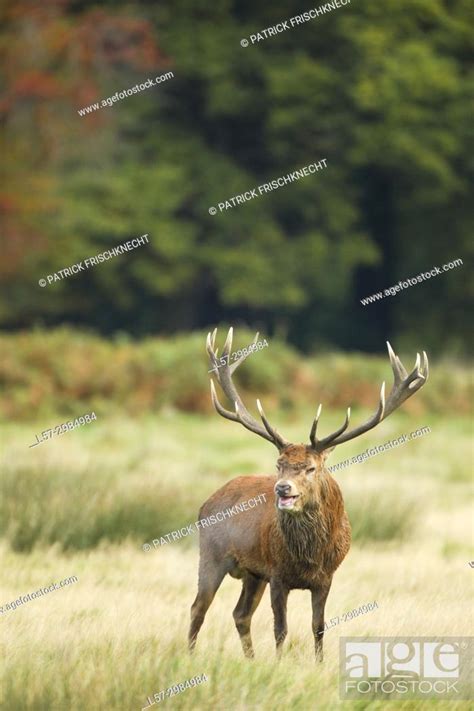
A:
340 637 473 700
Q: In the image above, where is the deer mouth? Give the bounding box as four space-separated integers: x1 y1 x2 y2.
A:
277 495 299 510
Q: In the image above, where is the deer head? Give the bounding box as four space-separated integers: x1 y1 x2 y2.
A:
207 328 429 514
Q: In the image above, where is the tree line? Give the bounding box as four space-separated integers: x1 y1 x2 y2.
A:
1 0 471 354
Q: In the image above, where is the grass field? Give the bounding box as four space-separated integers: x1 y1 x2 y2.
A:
1 411 473 710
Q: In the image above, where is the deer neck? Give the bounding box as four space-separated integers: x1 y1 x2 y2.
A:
276 473 338 566
278 507 326 565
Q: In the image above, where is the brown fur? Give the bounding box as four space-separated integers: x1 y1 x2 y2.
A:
188 445 351 661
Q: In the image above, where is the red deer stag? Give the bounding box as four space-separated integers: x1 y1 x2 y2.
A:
189 329 428 661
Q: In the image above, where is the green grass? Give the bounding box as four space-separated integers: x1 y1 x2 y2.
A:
1 412 472 709
2 410 466 552
345 491 416 542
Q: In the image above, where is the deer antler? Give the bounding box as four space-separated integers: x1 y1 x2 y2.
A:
309 342 429 453
207 328 289 452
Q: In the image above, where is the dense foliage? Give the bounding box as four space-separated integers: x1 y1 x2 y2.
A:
1 0 472 353
0 329 470 420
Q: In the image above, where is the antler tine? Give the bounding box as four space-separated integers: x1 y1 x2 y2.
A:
256 399 288 450
206 331 219 371
230 331 260 374
422 351 429 379
234 400 284 446
210 381 275 445
312 383 385 453
234 401 252 429
207 328 289 451
309 404 322 448
387 341 407 383
210 380 239 424
313 407 352 450
385 344 428 407
223 327 233 357
407 353 423 390
312 341 428 454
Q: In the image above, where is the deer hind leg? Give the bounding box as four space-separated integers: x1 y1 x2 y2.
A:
270 579 289 659
311 581 332 662
232 573 267 659
188 559 227 653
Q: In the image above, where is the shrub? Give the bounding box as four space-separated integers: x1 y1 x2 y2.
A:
0 327 471 421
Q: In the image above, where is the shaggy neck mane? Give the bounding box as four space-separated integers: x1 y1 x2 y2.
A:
277 472 342 566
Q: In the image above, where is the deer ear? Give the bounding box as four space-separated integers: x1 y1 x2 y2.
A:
320 447 336 462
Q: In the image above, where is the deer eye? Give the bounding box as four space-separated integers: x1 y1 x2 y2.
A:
306 467 316 475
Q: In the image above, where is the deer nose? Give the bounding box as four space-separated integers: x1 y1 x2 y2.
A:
275 481 291 496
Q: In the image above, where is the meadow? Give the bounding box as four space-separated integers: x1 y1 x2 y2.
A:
3 0 472 707
1 404 472 710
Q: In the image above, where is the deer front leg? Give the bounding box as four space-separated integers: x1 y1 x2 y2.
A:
311 582 332 662
270 579 289 659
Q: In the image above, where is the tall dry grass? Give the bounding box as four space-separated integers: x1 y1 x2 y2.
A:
3 410 468 552
1 411 472 709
